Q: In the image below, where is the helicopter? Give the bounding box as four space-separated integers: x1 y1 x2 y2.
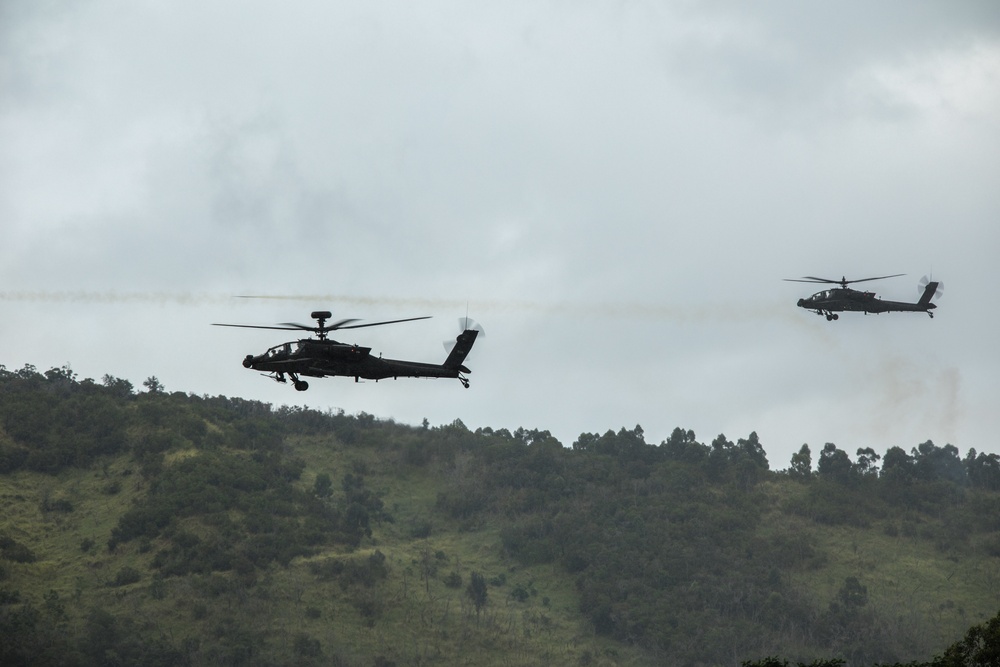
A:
212 311 482 390
784 274 942 321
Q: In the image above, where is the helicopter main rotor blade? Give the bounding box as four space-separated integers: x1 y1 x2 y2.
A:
334 315 432 330
783 277 838 284
801 276 843 284
328 318 361 329
214 315 431 338
278 318 361 331
844 273 905 284
783 273 905 286
212 323 305 331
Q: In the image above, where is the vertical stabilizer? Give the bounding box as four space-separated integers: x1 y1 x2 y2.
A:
444 329 479 370
918 281 939 307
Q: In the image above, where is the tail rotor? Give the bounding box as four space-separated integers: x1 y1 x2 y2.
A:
458 317 485 336
919 275 944 301
444 317 485 353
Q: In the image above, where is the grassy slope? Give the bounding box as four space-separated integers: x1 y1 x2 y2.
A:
756 479 1000 658
1 434 649 666
3 431 999 665
289 434 647 665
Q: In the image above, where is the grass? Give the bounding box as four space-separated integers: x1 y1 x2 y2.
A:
776 514 1000 655
1 440 650 666
3 437 998 665
748 478 1000 660
281 437 649 665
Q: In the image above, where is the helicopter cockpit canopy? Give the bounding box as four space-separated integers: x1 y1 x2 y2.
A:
267 343 294 358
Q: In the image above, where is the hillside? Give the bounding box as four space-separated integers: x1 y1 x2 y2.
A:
1 363 999 666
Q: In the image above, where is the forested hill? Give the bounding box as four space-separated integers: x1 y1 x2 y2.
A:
1 363 999 667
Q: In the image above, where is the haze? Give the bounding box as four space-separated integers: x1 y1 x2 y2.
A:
2 1 998 467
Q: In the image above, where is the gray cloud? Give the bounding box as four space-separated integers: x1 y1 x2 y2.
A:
1 0 998 463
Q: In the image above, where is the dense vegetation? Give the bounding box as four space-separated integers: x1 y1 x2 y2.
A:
1 363 998 666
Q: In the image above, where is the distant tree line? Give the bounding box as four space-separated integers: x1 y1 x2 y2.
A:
0 363 360 476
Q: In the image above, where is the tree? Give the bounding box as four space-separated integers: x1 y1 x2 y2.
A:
466 571 488 619
102 374 134 397
733 432 769 490
789 444 812 479
44 364 77 385
966 449 1000 491
738 431 769 470
14 364 40 380
854 447 881 477
662 428 707 464
707 433 735 480
881 446 914 481
313 473 333 498
912 441 966 485
143 376 164 393
817 443 853 483
836 576 868 610
937 608 1000 666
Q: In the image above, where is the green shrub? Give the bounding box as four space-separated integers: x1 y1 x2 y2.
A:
110 566 141 587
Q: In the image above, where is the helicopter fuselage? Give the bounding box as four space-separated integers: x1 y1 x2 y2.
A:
243 337 471 382
215 310 481 391
797 286 937 320
239 328 479 390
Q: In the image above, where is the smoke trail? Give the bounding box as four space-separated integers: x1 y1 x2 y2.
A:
238 293 805 324
1 290 810 326
0 291 233 306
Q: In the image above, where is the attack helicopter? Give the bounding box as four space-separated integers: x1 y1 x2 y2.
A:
212 311 483 390
784 274 942 321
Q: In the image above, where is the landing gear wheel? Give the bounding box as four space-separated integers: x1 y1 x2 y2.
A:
294 380 309 391
832 314 839 320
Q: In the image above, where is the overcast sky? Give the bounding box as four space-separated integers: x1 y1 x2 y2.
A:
2 1 998 468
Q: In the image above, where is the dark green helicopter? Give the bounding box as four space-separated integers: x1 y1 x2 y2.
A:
213 311 482 391
784 274 942 321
